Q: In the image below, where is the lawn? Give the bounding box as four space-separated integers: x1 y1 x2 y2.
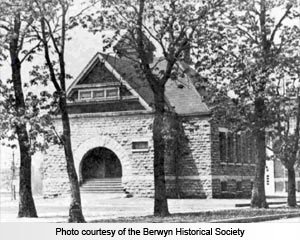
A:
91 208 300 223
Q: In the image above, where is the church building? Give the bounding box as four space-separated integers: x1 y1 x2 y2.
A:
42 38 256 199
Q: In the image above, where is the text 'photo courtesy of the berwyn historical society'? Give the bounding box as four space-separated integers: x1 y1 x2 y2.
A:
0 0 300 239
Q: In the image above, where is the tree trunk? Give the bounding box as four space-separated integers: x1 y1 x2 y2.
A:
165 113 181 199
59 96 85 223
172 114 181 199
17 124 38 218
11 58 37 218
251 97 268 208
39 9 85 222
153 85 169 217
287 167 297 207
9 16 37 217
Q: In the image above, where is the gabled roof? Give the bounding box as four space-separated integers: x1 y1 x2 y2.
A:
67 53 152 111
67 52 210 116
101 54 155 106
150 58 209 115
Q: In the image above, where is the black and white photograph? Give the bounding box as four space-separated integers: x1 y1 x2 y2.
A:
0 0 299 237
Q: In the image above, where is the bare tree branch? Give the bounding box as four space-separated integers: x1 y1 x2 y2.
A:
44 18 61 55
18 17 34 53
237 26 258 44
40 17 61 92
20 40 42 64
269 4 293 44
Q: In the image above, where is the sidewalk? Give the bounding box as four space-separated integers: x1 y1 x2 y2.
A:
0 194 299 222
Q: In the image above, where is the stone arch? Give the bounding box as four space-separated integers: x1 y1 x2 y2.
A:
73 136 131 182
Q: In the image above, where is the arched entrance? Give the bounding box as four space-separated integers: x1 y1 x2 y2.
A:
73 136 131 182
80 147 122 182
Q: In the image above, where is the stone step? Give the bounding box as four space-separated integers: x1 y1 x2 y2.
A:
81 189 124 193
84 180 121 183
81 183 122 187
80 189 123 192
82 181 121 184
80 178 123 194
82 180 121 183
81 187 123 190
84 178 121 181
81 183 122 186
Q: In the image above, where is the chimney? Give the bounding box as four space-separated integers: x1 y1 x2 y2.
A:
114 31 156 63
183 42 192 64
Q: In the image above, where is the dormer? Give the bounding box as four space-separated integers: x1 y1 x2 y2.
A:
66 53 152 114
77 87 120 101
66 51 209 116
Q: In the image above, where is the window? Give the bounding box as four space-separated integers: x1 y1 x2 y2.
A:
132 141 149 152
244 134 249 163
93 89 105 99
219 129 234 163
241 132 247 163
235 133 242 163
275 182 284 192
218 129 255 164
78 87 119 101
227 132 234 163
236 181 242 191
221 181 227 192
79 90 92 99
106 88 119 98
249 138 256 164
219 132 226 162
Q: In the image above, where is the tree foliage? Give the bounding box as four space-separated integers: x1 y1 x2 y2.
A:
0 0 56 218
197 0 300 207
0 0 55 153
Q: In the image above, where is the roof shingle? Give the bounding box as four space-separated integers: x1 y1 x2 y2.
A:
103 54 210 115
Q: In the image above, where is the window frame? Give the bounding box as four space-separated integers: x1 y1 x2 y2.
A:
78 89 92 100
218 128 255 165
221 181 228 192
78 87 120 101
131 139 149 152
236 181 242 192
93 89 105 99
219 129 227 163
105 87 120 99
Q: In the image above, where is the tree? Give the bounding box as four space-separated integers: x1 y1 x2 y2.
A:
0 0 40 218
269 51 300 207
198 0 299 208
89 0 224 216
31 0 89 222
272 104 300 207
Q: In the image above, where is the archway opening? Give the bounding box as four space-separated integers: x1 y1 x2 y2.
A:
80 147 122 182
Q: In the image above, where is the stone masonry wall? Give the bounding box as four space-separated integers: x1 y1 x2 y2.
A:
173 116 213 198
42 112 213 198
43 112 154 197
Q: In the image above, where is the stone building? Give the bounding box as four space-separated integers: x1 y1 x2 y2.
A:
42 47 256 198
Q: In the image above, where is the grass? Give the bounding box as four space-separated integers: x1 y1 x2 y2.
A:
91 207 300 223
